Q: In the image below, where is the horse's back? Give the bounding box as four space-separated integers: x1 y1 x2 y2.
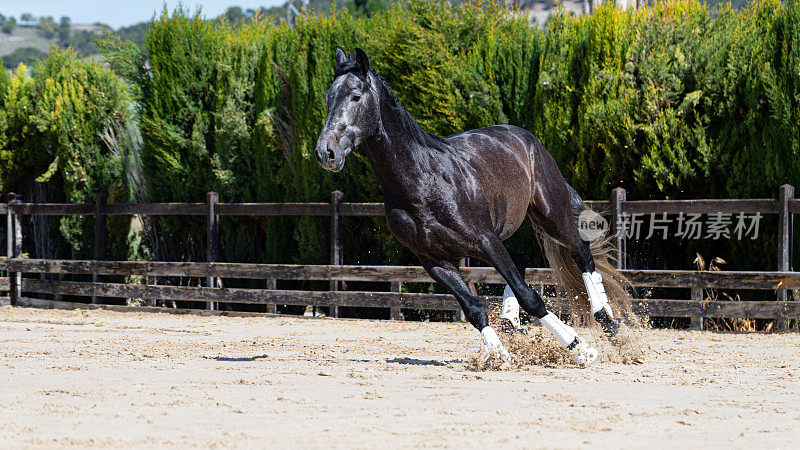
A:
444 124 539 186
444 125 538 239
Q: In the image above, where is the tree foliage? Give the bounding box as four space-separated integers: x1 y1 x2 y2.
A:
0 48 131 256
1 47 48 70
535 0 800 201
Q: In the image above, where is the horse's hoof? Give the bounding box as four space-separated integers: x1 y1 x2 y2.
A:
500 311 521 330
570 341 599 368
594 310 621 336
480 346 512 364
481 327 511 362
501 288 522 330
499 317 528 336
485 346 511 362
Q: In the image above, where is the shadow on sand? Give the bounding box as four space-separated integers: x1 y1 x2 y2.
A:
205 355 270 362
385 357 457 366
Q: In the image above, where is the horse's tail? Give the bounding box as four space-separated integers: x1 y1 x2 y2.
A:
535 184 634 325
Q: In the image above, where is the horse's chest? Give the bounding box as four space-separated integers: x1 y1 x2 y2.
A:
385 203 473 258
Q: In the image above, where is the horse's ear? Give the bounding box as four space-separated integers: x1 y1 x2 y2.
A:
355 47 370 76
334 46 347 67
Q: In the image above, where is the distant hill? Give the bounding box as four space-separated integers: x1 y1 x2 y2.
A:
0 26 50 69
0 20 113 70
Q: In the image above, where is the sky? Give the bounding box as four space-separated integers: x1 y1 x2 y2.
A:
0 1 285 29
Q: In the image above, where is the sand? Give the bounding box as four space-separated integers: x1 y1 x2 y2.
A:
1 305 799 448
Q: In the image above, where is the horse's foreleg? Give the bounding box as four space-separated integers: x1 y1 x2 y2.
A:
479 235 599 367
500 248 527 331
422 259 510 361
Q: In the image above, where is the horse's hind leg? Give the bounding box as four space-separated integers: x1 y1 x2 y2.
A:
529 204 619 335
478 235 599 367
421 258 510 361
572 239 620 335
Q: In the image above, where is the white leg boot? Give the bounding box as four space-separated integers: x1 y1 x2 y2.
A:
582 271 620 335
500 284 522 330
480 326 511 361
540 312 599 367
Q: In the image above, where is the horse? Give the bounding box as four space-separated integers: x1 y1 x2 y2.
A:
315 47 630 366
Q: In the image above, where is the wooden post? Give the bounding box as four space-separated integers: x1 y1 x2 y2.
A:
611 187 627 270
329 191 343 318
390 282 402 320
463 257 478 296
8 194 22 306
690 284 703 331
266 278 277 314
454 258 467 322
92 193 107 304
13 205 20 305
146 276 157 307
777 185 793 302
7 193 20 306
206 192 219 311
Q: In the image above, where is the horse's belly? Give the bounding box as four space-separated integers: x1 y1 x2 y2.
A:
489 197 528 240
456 134 532 240
480 162 532 240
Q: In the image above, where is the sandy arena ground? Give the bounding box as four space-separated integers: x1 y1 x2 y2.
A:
1 305 799 448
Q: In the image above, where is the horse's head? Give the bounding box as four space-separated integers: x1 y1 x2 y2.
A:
315 46 379 172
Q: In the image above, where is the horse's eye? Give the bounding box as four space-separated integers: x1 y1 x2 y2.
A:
352 94 361 102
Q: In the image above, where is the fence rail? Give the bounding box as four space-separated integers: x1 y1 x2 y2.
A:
8 259 800 288
4 186 798 326
7 258 800 320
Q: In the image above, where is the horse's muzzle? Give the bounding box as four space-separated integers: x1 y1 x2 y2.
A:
315 132 353 172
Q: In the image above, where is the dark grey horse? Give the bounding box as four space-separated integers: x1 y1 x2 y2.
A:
315 47 628 366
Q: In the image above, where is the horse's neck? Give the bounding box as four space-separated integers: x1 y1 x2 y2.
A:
365 94 433 194
376 79 427 146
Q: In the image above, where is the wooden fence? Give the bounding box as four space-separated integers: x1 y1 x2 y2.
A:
3 186 799 327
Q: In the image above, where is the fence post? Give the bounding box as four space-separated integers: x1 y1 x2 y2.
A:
690 284 703 331
266 278 277 314
390 282 402 320
453 258 467 322
206 192 219 311
777 185 793 303
329 191 343 318
6 193 21 306
92 193 107 304
146 276 157 307
611 187 627 270
6 194 12 290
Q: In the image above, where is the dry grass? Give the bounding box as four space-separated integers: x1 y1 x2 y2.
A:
694 253 777 332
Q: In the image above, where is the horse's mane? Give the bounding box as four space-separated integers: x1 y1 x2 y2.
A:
369 69 455 155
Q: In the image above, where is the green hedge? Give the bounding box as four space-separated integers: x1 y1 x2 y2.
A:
0 48 132 258
2 0 798 269
535 0 799 200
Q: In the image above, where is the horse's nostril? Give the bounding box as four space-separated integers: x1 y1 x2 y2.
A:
326 146 335 161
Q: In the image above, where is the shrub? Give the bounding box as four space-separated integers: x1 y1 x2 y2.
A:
0 48 131 257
